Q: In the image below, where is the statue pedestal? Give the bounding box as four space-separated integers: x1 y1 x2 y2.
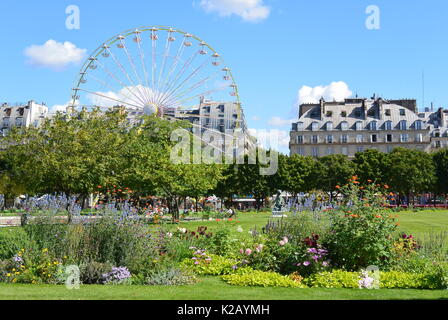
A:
272 211 288 218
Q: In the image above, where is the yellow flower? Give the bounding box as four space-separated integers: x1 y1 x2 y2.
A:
12 268 16 272
12 279 17 283
6 273 11 277
42 248 48 253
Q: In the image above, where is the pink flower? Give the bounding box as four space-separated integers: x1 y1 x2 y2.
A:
279 240 286 246
240 249 244 254
282 237 289 244
255 244 264 253
303 261 311 267
245 249 253 256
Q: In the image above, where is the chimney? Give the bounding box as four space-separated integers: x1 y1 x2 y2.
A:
377 97 383 120
320 97 325 120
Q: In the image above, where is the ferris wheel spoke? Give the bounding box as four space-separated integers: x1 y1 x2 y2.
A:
135 33 153 104
158 50 200 105
87 73 144 108
120 40 149 104
157 56 212 106
77 88 143 109
163 83 230 108
95 58 147 106
106 47 148 105
163 70 222 106
156 37 186 101
154 31 174 104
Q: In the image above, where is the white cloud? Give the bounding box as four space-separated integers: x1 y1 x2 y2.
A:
268 116 295 127
50 103 69 113
298 81 352 105
199 0 270 22
24 40 87 70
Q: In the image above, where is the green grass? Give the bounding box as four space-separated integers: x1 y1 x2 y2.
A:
1 276 448 300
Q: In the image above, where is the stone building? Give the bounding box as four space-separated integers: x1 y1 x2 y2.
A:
0 101 49 136
290 97 448 158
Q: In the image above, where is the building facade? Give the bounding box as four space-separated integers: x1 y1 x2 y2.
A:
290 97 448 158
0 101 49 136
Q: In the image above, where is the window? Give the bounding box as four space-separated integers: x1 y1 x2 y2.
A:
385 121 392 131
357 146 364 153
386 134 393 143
416 134 423 143
399 120 407 131
436 141 442 148
400 109 406 116
296 122 304 131
342 147 349 156
355 121 363 131
326 111 333 117
370 121 377 131
297 148 304 156
340 121 349 131
341 134 348 143
326 122 333 131
371 134 378 143
415 120 423 130
386 146 394 153
341 111 347 117
312 148 319 157
312 135 319 144
15 118 23 127
311 122 319 132
356 134 363 143
326 147 333 155
327 135 333 144
400 134 409 143
297 136 304 144
385 109 391 116
2 118 9 128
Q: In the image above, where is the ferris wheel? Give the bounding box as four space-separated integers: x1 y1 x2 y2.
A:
70 26 251 141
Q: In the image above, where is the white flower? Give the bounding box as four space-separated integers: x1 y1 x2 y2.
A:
178 228 187 234
236 226 243 233
166 232 173 238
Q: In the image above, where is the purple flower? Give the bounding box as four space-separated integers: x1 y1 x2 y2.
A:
303 261 311 267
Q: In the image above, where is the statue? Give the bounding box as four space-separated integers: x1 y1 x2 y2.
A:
272 191 287 218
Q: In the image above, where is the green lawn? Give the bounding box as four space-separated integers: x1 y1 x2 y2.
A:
1 276 448 300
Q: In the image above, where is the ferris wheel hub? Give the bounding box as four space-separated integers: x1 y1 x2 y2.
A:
143 103 158 116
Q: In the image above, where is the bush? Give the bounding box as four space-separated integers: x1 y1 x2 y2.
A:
325 178 398 270
180 250 237 276
0 228 35 260
303 270 359 288
102 267 132 285
79 261 112 284
222 270 305 288
146 267 198 286
303 270 439 289
1 248 64 284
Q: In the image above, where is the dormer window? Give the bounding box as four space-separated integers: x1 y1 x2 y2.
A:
385 121 392 131
355 121 363 131
326 121 333 131
400 109 406 116
341 121 349 131
415 120 423 130
385 109 391 116
311 122 319 132
370 121 377 131
399 120 407 130
296 122 304 131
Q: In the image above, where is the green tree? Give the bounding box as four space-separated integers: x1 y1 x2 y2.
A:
353 149 388 185
432 149 448 195
385 148 436 203
312 154 355 199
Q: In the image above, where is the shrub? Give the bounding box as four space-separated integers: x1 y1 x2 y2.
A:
303 270 359 288
222 270 305 288
102 266 132 285
180 250 237 276
325 177 397 270
79 261 112 284
0 228 35 260
2 248 64 284
304 270 439 289
146 267 198 286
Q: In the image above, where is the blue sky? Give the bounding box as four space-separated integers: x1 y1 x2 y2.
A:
0 0 447 152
